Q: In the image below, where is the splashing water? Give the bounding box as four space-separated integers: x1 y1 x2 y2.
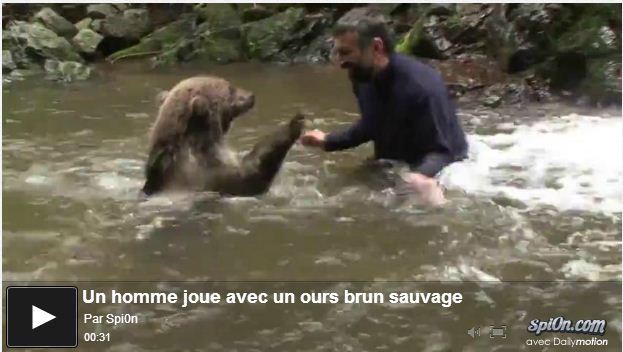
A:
440 114 622 213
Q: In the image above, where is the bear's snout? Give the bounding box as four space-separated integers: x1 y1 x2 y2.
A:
238 90 255 110
230 89 255 119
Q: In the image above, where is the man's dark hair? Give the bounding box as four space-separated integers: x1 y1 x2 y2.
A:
333 7 395 54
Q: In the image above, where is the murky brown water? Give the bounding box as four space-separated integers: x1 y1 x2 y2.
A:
3 61 621 351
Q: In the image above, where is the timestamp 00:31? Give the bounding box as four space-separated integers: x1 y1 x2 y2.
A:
83 332 111 343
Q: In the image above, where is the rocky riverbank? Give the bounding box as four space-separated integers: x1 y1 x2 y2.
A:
2 3 621 107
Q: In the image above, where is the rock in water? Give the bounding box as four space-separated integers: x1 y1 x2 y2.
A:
9 67 45 80
34 7 77 38
72 28 104 55
482 94 502 107
293 31 333 64
2 50 17 72
44 59 91 82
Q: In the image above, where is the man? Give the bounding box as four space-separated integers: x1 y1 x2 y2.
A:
300 9 468 206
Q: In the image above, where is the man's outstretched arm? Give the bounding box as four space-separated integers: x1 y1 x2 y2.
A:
324 118 372 151
300 118 372 151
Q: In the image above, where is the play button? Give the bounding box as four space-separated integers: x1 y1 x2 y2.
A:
32 305 56 329
6 286 78 347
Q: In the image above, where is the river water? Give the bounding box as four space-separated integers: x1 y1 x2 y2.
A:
3 62 621 351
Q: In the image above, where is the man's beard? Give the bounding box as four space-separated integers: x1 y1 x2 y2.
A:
347 64 375 82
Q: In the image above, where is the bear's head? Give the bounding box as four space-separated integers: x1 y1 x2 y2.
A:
187 76 254 138
156 76 255 143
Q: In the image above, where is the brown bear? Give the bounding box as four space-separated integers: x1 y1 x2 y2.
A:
141 75 305 196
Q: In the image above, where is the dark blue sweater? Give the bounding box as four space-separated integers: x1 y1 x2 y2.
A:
324 53 468 166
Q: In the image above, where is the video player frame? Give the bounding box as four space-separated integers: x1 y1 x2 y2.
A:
2 1 622 351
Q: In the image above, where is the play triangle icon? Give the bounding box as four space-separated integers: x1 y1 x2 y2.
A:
32 305 56 329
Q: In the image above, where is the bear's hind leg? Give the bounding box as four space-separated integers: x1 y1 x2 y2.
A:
141 143 177 196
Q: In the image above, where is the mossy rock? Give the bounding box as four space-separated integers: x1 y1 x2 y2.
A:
193 35 243 63
240 5 274 23
534 3 621 97
441 8 487 46
482 5 548 73
193 3 241 30
557 13 618 57
293 32 333 64
396 15 446 59
536 53 586 90
243 7 306 60
86 4 119 19
579 57 622 104
150 46 179 68
6 21 82 62
100 9 151 41
72 28 103 55
107 14 197 62
75 18 93 31
34 7 77 38
3 30 32 69
140 5 244 66
90 19 104 33
149 16 243 67
3 29 16 52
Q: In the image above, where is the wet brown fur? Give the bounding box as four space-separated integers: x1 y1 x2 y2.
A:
142 75 304 196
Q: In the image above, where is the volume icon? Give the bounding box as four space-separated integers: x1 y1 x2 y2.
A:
467 327 480 338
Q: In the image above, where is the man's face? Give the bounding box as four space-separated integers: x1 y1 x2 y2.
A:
333 31 375 82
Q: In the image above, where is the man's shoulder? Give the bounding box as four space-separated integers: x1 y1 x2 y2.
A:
392 54 446 98
392 54 438 76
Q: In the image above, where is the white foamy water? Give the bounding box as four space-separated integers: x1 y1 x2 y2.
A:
440 114 622 213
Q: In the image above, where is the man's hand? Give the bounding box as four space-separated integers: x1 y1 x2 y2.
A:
299 129 327 148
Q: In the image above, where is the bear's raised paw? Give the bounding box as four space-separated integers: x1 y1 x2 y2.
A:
288 113 306 139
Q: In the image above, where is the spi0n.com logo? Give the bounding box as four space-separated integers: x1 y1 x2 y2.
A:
525 316 608 348
528 316 606 336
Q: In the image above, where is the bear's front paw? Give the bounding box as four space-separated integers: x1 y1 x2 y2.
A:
288 113 306 138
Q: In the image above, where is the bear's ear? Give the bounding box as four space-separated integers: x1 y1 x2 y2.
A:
156 90 169 107
189 95 215 117
189 95 223 141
